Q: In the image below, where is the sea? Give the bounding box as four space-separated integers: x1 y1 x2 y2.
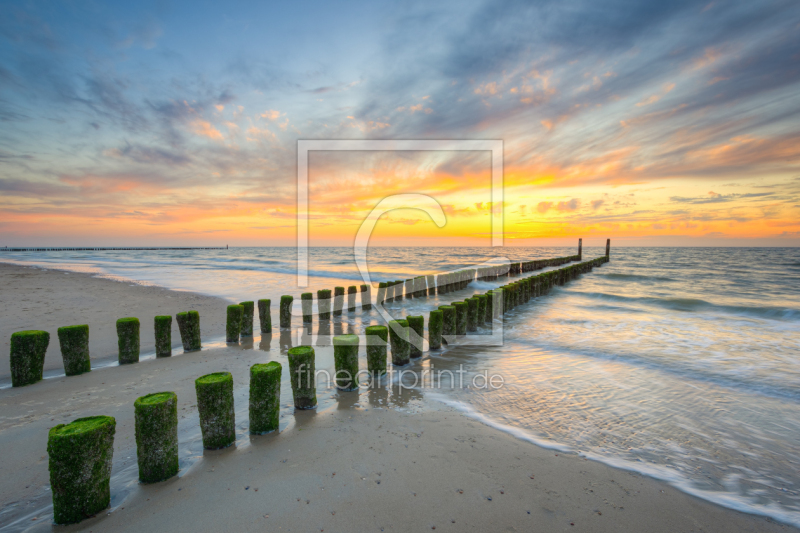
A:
2 246 799 526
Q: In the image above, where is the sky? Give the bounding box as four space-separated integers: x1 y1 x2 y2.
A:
1 0 799 247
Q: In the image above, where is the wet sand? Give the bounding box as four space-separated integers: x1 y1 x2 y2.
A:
0 266 795 532
0 263 228 379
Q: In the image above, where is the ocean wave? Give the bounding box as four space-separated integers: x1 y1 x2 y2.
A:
602 272 677 282
571 291 800 321
501 335 800 402
431 395 800 528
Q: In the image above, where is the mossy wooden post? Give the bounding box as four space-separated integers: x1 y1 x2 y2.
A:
176 310 201 351
578 238 582 260
301 293 313 324
438 305 455 340
195 372 235 449
10 330 49 387
453 302 467 335
403 279 413 299
427 274 436 296
226 304 243 343
154 316 172 357
365 325 388 377
476 294 488 325
466 298 478 332
377 282 387 306
606 238 611 260
317 289 331 320
415 277 426 298
388 319 410 366
406 315 424 358
48 416 115 524
347 286 358 312
239 301 254 337
287 346 317 409
279 295 293 329
249 362 282 434
116 318 140 364
258 299 272 333
428 310 443 350
58 325 90 376
333 334 359 391
134 392 178 483
333 287 345 316
360 284 372 310
394 280 404 301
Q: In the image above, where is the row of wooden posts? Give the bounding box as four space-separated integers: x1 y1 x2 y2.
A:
8 242 607 387
39 251 610 524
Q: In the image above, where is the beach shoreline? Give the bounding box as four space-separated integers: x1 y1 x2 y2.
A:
0 264 796 532
0 262 229 379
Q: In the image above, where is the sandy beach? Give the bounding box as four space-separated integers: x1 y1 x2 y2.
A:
0 265 795 532
0 263 229 380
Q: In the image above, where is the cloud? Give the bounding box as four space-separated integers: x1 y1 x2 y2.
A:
670 192 775 204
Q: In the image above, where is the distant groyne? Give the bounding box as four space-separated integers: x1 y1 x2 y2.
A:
0 246 227 252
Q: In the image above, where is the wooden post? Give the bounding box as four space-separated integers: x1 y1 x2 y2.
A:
406 315 424 358
347 286 358 312
317 289 331 320
365 325 388 377
578 238 582 260
333 287 345 316
428 310 443 350
606 238 610 260
279 295 293 329
301 293 313 324
388 319 410 366
258 299 271 333
360 284 372 310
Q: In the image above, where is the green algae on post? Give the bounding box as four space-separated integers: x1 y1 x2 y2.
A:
428 310 443 350
347 286 357 312
10 330 49 387
48 415 115 524
404 279 414 299
154 316 172 357
175 310 202 351
388 319 410 366
195 372 236 449
134 392 178 483
438 305 455 341
476 294 488 324
360 284 372 310
333 287 345 316
377 282 387 306
279 295 293 329
249 361 282 434
333 334 360 390
258 299 272 333
365 325 388 377
116 317 140 364
406 315 424 358
57 325 91 376
394 280 404 301
226 304 244 343
317 289 331 320
239 301 255 337
301 293 313 324
453 302 468 335
287 346 317 409
466 298 478 332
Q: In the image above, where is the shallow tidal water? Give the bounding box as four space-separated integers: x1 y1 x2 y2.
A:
2 246 799 526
